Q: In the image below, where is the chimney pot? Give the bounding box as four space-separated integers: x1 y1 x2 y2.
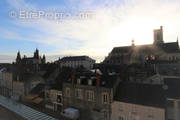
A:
72 75 75 84
96 74 100 86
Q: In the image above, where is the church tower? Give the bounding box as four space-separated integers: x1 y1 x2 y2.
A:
34 48 39 59
42 54 46 64
153 26 164 46
16 51 21 64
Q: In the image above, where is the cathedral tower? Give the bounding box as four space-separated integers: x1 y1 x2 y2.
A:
34 48 39 59
153 26 164 46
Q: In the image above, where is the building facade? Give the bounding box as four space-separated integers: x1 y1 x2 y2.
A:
62 74 119 120
45 89 63 112
12 81 25 101
0 69 13 97
111 101 165 120
56 56 95 70
16 48 46 65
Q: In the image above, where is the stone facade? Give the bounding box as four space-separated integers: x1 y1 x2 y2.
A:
111 101 165 120
12 81 24 100
45 89 63 111
0 71 13 97
63 82 113 120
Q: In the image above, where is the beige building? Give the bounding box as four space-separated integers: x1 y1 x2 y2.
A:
63 74 120 120
45 89 63 111
111 101 165 120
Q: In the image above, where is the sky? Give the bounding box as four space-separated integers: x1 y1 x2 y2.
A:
0 0 180 63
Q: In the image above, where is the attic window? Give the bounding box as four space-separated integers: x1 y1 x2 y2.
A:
77 78 81 84
102 81 106 85
88 79 92 85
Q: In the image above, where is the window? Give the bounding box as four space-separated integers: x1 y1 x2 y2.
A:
132 106 137 114
57 94 62 103
75 89 82 99
46 92 49 98
87 90 94 101
66 88 70 97
77 79 81 84
102 93 108 104
169 57 171 61
119 116 124 120
147 109 153 118
167 100 174 108
88 79 92 85
118 104 123 111
104 111 107 120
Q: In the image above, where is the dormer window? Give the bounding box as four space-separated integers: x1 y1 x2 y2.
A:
88 79 92 85
77 78 81 84
102 93 108 104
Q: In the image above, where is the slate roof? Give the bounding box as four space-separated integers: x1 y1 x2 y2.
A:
65 72 118 88
59 56 95 62
114 82 166 108
112 46 132 53
161 42 180 53
110 42 179 54
164 78 180 99
156 64 180 76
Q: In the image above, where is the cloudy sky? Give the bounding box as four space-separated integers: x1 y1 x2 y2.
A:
0 0 180 63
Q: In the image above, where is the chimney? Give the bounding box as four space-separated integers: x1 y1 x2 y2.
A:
72 75 75 84
96 74 100 86
160 26 163 30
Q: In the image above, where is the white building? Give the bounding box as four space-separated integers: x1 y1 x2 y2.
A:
56 56 95 70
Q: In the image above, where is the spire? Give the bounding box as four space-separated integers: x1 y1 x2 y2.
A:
16 51 21 64
42 54 46 64
132 39 135 47
34 48 39 59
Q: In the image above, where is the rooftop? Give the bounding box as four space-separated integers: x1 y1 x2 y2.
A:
114 82 166 108
58 56 95 62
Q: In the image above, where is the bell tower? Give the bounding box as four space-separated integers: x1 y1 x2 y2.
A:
153 26 164 46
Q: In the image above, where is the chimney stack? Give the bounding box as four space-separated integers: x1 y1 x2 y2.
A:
96 74 100 86
72 75 75 84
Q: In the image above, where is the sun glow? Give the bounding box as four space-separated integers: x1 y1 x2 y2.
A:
107 19 162 47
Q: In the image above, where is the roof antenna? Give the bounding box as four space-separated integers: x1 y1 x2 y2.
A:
177 36 179 43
